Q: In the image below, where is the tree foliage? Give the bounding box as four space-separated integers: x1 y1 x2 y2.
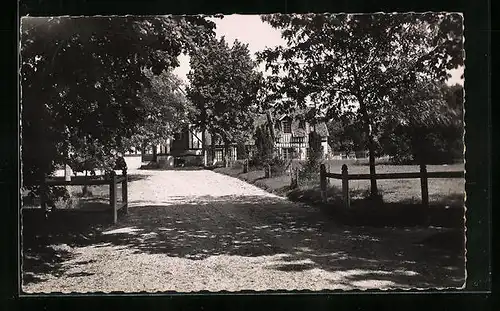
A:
124 70 194 149
21 16 216 189
253 124 275 166
187 37 262 151
257 13 464 196
301 131 324 178
327 112 367 156
379 83 464 164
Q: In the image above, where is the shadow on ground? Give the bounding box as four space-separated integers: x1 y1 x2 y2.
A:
127 174 151 182
138 162 208 171
287 186 465 229
22 194 465 289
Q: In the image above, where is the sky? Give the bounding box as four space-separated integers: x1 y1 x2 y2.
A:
173 14 464 86
173 14 286 83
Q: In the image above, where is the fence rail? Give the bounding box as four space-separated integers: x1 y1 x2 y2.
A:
40 170 128 224
325 171 465 180
44 175 127 186
320 164 464 208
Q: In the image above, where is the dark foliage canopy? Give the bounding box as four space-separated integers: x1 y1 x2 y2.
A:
187 37 262 145
257 13 464 193
21 16 216 187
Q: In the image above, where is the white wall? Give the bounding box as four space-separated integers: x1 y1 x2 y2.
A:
124 146 142 156
322 141 329 157
299 147 307 160
124 155 143 170
157 155 175 168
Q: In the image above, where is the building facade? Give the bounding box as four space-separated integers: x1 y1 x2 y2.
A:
135 126 238 166
125 113 330 167
273 115 329 160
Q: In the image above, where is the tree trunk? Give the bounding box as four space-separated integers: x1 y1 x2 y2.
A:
82 170 90 197
224 139 230 168
359 100 378 197
266 112 277 158
152 144 158 163
211 130 216 165
202 127 207 166
266 112 275 141
367 127 378 197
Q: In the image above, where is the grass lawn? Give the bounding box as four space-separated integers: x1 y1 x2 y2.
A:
214 161 465 228
21 174 150 210
21 176 148 240
21 184 123 211
323 161 465 205
213 165 294 195
215 161 464 203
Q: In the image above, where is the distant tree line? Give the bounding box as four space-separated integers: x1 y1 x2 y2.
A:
257 13 464 197
328 83 463 164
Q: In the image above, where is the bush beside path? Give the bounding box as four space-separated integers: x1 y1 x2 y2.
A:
213 162 465 228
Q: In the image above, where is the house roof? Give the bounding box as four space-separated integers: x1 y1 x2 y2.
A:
311 122 329 137
276 116 329 138
254 114 269 127
244 113 329 145
187 112 329 147
199 131 239 146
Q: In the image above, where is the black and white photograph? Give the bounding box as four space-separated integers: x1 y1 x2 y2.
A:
20 13 466 293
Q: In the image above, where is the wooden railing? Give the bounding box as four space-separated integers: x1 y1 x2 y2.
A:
276 134 307 147
41 170 128 224
320 164 464 208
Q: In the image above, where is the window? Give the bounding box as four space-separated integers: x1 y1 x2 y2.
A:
215 150 223 162
282 147 294 160
283 120 292 133
298 120 305 129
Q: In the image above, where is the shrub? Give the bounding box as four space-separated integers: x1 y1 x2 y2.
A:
379 106 463 165
113 156 127 171
45 186 71 209
359 188 385 205
232 160 244 169
248 156 261 169
269 156 288 176
236 141 248 160
300 131 323 178
253 124 274 166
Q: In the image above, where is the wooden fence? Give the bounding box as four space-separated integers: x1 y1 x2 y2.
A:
319 164 464 208
40 170 128 224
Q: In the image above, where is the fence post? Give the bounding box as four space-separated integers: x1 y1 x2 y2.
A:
243 159 248 173
122 169 128 214
341 164 350 208
327 163 331 186
64 164 72 182
420 164 429 208
110 171 117 224
295 168 299 188
40 179 47 215
320 164 327 203
290 167 298 189
265 163 271 178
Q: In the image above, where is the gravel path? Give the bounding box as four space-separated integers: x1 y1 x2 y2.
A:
22 169 465 293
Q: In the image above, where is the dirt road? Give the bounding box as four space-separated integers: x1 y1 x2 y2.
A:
22 169 465 293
